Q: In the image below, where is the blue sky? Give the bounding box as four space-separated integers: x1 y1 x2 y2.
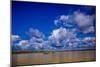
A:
12 1 96 51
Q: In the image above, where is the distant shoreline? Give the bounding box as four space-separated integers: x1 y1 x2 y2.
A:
12 49 96 54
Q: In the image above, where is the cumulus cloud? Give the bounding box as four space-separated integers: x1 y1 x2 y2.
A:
82 37 96 46
74 12 94 27
11 35 21 50
54 15 74 28
30 37 43 43
11 35 21 43
29 37 44 50
74 11 95 33
18 40 29 50
54 11 95 34
54 15 69 25
27 28 45 50
83 37 96 41
48 27 68 47
49 14 96 50
82 26 95 34
27 28 45 38
12 11 96 51
49 27 67 40
12 28 46 50
48 27 80 49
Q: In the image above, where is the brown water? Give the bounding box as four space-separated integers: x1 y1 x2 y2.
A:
12 50 96 66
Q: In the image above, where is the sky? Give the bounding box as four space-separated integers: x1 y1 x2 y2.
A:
12 1 96 51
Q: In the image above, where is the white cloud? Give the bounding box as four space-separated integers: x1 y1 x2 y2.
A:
30 42 44 50
54 15 74 28
49 27 67 40
74 12 94 27
30 37 44 43
54 11 95 34
83 26 95 34
18 40 29 46
12 11 96 51
27 28 45 50
54 15 69 25
27 28 45 38
11 28 46 50
18 40 29 50
60 15 69 21
80 37 96 47
74 11 95 33
83 37 96 41
29 37 44 50
48 27 80 48
11 35 20 42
